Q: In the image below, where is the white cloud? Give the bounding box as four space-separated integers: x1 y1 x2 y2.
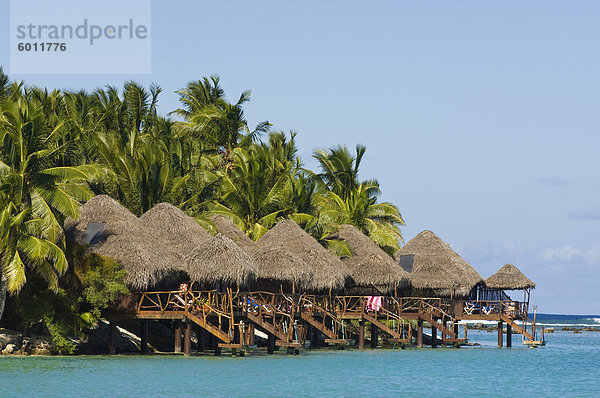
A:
537 245 581 262
537 245 600 265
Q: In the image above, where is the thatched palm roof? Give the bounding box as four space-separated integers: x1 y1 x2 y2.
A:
257 220 349 291
185 234 257 286
210 215 255 253
485 264 535 290
251 245 314 288
327 225 410 292
141 203 211 255
409 259 460 291
394 230 483 296
64 195 185 291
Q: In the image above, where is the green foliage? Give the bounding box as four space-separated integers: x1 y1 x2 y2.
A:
77 254 129 318
0 70 408 339
44 315 76 354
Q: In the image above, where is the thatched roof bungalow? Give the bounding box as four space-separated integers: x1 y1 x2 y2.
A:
394 230 483 296
251 245 314 292
485 264 535 290
64 195 186 291
327 225 410 293
257 220 350 291
185 234 257 287
141 203 211 256
210 215 256 253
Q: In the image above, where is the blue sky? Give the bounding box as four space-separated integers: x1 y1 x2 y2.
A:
2 1 599 314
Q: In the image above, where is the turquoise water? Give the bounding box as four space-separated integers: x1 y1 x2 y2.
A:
1 318 599 397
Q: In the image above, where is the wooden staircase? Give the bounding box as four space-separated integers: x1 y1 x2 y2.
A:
187 311 231 343
363 313 409 342
500 314 536 342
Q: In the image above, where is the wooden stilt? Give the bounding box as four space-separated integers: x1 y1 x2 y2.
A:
267 333 275 354
370 322 378 348
358 320 365 349
441 322 446 346
506 324 512 347
184 321 192 356
174 321 182 353
109 320 116 355
198 327 205 352
311 325 319 348
431 325 437 348
498 320 503 347
417 319 423 348
454 322 459 337
141 320 149 355
249 323 255 346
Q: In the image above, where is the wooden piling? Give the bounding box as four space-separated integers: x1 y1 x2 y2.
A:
108 320 116 355
183 321 192 356
431 325 437 348
174 321 182 353
198 327 205 352
358 320 365 349
417 319 423 348
141 320 149 355
506 324 512 347
248 323 255 346
267 333 275 354
370 322 379 348
498 320 503 347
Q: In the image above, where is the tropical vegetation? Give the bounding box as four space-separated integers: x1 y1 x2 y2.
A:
0 67 404 346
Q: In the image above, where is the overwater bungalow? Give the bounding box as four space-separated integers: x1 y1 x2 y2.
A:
65 195 185 292
394 230 484 297
66 197 543 355
327 225 410 295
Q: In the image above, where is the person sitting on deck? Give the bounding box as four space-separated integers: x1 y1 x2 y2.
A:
172 283 191 309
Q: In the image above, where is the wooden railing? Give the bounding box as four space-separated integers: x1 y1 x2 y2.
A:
461 299 527 318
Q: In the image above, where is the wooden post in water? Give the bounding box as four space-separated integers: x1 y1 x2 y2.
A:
431 325 437 348
141 320 149 355
441 320 446 346
358 320 365 349
267 332 275 354
249 323 255 346
370 322 379 348
198 327 205 353
174 321 182 353
183 321 192 356
497 320 503 348
417 319 423 348
506 324 512 347
108 320 116 355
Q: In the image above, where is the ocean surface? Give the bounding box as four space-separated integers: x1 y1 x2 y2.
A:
0 314 598 397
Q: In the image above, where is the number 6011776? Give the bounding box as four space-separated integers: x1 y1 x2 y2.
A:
18 42 66 51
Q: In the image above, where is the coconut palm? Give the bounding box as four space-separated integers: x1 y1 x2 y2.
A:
0 87 100 317
173 76 271 169
312 144 405 253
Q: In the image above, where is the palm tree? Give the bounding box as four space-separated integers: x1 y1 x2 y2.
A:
173 76 271 170
209 132 299 239
312 144 405 253
0 87 100 318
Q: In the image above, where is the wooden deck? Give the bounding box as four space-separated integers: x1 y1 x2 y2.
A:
104 290 544 355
